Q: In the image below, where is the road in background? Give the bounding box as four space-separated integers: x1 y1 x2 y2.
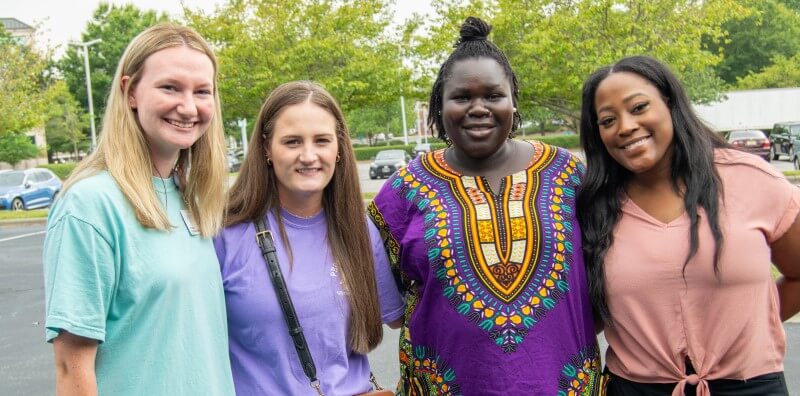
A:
0 225 52 396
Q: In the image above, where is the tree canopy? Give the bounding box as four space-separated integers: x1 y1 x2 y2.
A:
45 81 89 159
184 0 413 137
708 0 800 84
408 0 744 123
0 27 55 164
0 27 54 135
59 4 166 129
736 53 800 89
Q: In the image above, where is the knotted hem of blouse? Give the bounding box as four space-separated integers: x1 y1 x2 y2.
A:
671 374 709 396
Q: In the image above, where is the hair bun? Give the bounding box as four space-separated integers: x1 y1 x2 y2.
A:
457 17 491 45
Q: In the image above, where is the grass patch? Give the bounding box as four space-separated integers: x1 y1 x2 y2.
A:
0 209 49 220
783 170 800 176
363 192 376 200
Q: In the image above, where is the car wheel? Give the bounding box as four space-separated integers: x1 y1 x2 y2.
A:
11 198 24 211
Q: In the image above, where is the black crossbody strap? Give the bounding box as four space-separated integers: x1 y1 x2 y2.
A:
254 218 323 396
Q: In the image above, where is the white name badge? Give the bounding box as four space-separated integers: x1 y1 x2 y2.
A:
180 209 200 236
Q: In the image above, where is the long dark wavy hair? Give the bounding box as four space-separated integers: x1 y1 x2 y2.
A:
427 16 521 142
577 56 728 322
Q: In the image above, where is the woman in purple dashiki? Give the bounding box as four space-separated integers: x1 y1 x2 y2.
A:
368 17 599 396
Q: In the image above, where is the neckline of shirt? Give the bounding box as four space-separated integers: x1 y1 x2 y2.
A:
280 207 325 228
151 175 178 194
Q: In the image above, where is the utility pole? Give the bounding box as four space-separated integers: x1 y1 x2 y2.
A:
69 39 102 151
238 119 248 153
400 96 408 145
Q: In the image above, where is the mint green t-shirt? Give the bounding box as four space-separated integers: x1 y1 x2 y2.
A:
43 171 234 395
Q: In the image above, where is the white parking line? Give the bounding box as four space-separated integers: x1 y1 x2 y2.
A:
0 231 46 243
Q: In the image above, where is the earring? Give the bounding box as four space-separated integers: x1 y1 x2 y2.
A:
336 154 341 163
513 107 517 113
266 156 272 166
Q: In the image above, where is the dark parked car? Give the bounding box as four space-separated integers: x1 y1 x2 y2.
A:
0 168 62 210
369 149 411 179
769 122 800 166
726 129 771 161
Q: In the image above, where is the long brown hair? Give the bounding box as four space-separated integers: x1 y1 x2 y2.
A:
226 81 382 353
63 23 227 237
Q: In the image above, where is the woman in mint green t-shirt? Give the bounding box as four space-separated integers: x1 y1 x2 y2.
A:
43 23 234 395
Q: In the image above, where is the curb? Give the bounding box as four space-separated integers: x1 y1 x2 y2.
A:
0 218 47 227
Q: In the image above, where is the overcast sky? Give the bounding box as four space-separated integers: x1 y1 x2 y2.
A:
5 0 434 58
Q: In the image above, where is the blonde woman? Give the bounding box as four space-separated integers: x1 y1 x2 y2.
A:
43 23 234 395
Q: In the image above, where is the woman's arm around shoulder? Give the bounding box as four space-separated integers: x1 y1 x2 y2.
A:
771 211 800 321
52 331 98 396
367 218 405 329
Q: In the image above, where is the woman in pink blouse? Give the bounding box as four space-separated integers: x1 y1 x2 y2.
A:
577 55 800 395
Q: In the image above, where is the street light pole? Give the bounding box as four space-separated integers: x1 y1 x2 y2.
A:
400 96 408 145
70 39 102 151
238 119 248 153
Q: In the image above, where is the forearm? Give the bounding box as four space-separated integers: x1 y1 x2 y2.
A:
777 275 800 321
53 332 99 396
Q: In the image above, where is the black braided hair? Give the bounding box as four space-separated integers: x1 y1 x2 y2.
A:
427 17 521 143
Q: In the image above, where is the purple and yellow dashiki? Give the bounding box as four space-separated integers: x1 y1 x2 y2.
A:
368 141 600 396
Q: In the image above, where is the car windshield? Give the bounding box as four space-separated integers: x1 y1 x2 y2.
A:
0 172 25 187
729 130 764 139
376 150 405 160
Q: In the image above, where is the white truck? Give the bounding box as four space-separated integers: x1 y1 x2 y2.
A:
693 87 800 132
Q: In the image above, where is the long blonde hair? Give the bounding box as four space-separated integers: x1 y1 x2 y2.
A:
62 23 227 237
226 81 383 354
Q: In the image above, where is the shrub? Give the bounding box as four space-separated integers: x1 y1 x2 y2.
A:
39 163 77 180
524 134 580 149
353 144 413 161
350 134 580 161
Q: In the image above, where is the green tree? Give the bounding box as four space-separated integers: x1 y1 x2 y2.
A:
59 4 166 128
0 133 41 166
778 0 800 12
408 0 743 121
0 26 55 165
736 53 800 89
708 0 800 84
45 81 89 160
0 27 54 135
184 0 413 137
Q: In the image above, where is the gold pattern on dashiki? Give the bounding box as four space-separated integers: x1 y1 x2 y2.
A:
424 142 554 304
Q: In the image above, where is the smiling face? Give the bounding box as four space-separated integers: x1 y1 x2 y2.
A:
594 71 675 179
128 46 215 171
441 57 514 160
267 101 339 211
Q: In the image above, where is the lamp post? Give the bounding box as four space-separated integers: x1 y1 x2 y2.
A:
69 39 102 151
238 119 248 153
400 96 408 145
